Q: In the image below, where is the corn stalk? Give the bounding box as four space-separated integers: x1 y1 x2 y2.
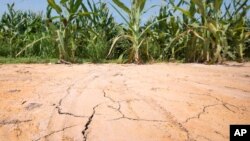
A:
47 0 92 62
171 0 249 63
109 0 166 63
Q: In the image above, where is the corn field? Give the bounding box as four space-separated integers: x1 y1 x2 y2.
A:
0 0 249 63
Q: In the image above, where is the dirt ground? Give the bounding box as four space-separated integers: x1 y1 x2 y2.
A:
0 63 249 141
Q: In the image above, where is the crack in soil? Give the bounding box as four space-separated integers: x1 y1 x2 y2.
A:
206 94 240 113
56 106 88 118
56 83 87 118
138 96 192 141
149 98 192 140
222 103 237 113
179 124 191 141
33 125 77 141
58 84 74 106
54 76 103 141
224 86 249 93
103 90 116 103
82 104 101 141
214 130 227 139
189 92 241 113
111 103 168 122
183 104 220 123
0 119 32 126
103 90 168 123
112 116 168 122
55 74 101 116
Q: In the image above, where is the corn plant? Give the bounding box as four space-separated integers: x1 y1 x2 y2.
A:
109 0 166 63
224 0 250 62
147 2 186 61
0 3 52 58
246 18 250 57
47 0 91 62
0 3 25 57
107 0 146 63
77 0 118 62
170 0 249 63
0 0 249 64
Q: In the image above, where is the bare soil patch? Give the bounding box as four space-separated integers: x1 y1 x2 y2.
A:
0 63 250 141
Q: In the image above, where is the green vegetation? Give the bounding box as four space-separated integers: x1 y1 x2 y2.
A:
0 0 249 64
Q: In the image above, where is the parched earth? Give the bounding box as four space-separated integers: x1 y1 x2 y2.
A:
0 63 249 141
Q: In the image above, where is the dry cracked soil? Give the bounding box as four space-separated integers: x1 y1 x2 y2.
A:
0 63 249 141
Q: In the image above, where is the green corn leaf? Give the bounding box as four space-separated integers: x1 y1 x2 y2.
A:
108 35 124 57
109 3 130 26
87 0 94 13
214 0 223 11
174 6 192 18
73 0 82 13
69 0 74 12
142 4 157 15
60 0 68 4
192 0 205 16
48 0 62 14
139 0 147 13
69 0 82 13
223 3 231 18
189 1 196 17
16 36 49 57
78 12 96 16
81 3 89 12
117 54 125 63
112 0 130 14
139 17 167 39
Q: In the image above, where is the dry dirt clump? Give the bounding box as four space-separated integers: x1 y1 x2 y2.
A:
0 63 250 141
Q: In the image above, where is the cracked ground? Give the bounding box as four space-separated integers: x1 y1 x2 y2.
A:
0 63 250 141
